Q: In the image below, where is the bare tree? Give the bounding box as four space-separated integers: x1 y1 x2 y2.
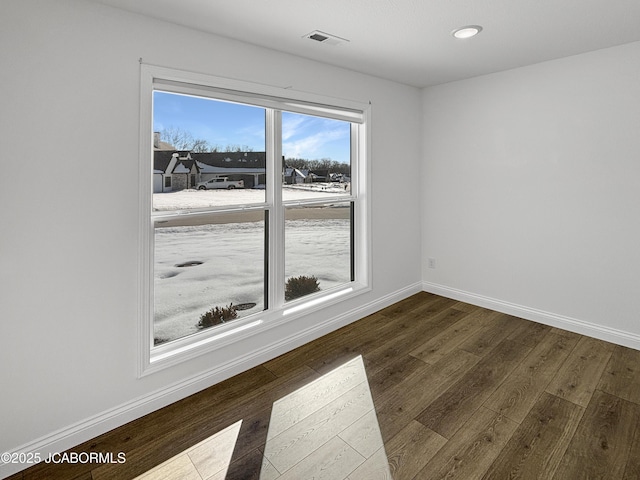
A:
224 144 254 152
160 127 193 150
191 138 215 153
160 126 217 152
284 157 350 175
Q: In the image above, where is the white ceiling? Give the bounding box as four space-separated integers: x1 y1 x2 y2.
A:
91 0 640 87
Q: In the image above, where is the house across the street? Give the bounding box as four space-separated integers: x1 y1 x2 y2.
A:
153 149 267 193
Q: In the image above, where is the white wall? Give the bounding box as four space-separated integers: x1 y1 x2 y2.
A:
0 0 422 468
422 42 640 345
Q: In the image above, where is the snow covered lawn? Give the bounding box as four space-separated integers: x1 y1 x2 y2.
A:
153 183 350 211
153 185 351 344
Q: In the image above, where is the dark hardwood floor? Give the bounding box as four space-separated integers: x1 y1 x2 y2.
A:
10 292 640 479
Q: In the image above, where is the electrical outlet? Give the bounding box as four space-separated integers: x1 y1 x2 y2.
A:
428 257 436 269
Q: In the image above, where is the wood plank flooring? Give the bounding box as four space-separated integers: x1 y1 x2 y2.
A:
11 292 640 480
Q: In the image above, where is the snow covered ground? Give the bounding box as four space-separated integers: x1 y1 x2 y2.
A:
153 183 350 211
153 185 351 344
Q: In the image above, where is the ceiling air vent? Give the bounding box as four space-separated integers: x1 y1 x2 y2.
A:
303 30 349 46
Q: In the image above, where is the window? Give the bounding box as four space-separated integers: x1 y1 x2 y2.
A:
139 65 370 374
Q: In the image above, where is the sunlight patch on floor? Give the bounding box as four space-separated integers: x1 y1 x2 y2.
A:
133 420 242 480
133 355 390 479
262 355 391 479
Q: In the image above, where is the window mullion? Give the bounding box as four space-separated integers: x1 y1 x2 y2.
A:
266 109 284 311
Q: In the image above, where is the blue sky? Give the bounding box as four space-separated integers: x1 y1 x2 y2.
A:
154 91 350 164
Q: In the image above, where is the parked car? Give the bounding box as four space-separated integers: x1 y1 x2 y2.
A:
197 177 244 190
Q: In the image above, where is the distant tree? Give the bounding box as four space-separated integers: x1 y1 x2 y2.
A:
285 158 308 170
159 127 264 154
224 144 254 152
160 126 217 152
160 127 194 150
284 157 350 175
191 138 217 153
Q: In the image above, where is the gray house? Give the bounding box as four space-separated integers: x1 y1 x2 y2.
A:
153 151 196 193
153 151 267 191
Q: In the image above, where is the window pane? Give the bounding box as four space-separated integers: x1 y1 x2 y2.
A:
284 203 352 302
153 211 265 345
153 91 266 211
282 112 351 202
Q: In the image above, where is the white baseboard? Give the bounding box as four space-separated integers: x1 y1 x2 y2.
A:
423 281 640 351
1 282 423 479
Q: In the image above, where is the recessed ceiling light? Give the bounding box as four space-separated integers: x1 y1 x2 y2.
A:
452 25 483 39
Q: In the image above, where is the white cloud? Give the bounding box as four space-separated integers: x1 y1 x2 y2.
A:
282 115 349 160
282 115 307 141
283 128 347 159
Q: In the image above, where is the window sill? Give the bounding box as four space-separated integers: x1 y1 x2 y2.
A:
141 282 370 377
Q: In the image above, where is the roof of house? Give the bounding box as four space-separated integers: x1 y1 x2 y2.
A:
152 152 197 174
154 151 175 173
154 150 267 174
192 151 266 169
173 161 192 174
284 167 307 178
154 141 175 151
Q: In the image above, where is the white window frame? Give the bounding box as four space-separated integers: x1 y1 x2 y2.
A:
138 64 371 376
